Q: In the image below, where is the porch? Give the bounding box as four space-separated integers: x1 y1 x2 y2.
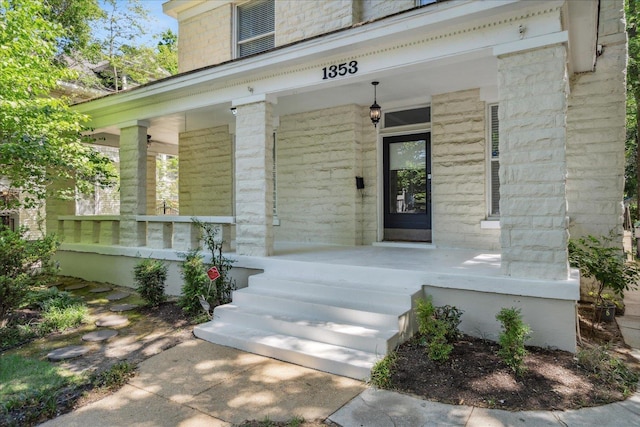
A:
55 220 579 378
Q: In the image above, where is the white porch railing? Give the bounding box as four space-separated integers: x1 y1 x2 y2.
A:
57 215 235 251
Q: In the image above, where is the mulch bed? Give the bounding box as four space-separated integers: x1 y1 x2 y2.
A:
387 305 640 411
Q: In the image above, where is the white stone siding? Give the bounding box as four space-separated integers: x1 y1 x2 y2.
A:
45 178 76 241
360 0 414 22
146 155 156 215
431 89 500 250
119 125 148 246
566 0 627 239
360 106 378 244
275 105 367 245
235 101 274 256
179 126 233 216
497 45 569 280
275 0 354 46
178 4 232 73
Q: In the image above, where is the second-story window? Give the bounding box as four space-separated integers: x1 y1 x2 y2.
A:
237 0 275 58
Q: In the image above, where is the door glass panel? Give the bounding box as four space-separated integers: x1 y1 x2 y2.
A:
388 140 426 214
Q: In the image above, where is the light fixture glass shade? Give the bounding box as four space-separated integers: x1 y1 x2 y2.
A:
370 101 381 127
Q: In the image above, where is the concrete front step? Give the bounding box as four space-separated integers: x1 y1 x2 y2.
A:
195 270 422 379
214 303 397 353
248 275 411 308
193 320 378 380
231 287 404 328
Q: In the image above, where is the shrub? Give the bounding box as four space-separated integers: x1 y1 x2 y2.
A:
178 219 236 317
496 307 531 377
568 235 640 311
178 250 210 316
415 297 463 362
134 259 168 307
369 351 397 388
0 226 59 325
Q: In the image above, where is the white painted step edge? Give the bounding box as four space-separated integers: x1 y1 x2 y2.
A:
194 321 378 380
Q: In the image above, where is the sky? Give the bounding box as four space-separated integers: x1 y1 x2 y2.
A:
99 0 179 46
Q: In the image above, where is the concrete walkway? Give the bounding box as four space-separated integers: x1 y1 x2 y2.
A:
40 336 640 427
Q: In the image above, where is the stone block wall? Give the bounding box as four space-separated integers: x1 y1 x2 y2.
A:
359 106 378 245
179 126 233 216
146 155 156 215
497 45 569 280
276 105 364 245
276 0 355 46
178 4 232 73
566 0 626 240
360 0 414 22
235 101 274 256
431 89 500 250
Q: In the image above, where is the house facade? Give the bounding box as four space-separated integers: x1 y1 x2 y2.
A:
51 0 627 377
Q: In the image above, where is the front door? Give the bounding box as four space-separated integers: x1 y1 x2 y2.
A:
383 133 431 242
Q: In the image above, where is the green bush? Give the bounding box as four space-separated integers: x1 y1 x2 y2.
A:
0 226 59 325
178 219 236 317
369 351 396 388
496 307 531 377
178 250 210 316
134 258 168 307
415 297 463 362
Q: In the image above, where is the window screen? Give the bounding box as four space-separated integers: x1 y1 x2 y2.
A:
238 0 275 58
489 104 500 216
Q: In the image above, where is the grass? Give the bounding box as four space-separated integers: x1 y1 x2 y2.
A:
92 361 136 390
0 354 84 417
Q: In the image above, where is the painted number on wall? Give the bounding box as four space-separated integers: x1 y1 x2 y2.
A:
322 60 358 80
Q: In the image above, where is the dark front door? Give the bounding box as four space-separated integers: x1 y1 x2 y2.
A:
383 133 431 242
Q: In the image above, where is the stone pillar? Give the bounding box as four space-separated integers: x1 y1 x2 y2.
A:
234 99 274 256
119 121 148 247
146 154 156 215
497 44 569 280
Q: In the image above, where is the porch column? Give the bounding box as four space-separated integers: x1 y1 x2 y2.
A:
233 98 274 256
119 121 148 246
497 44 569 280
146 154 156 214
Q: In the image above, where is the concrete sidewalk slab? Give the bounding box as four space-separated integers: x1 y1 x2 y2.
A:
40 384 229 427
41 339 365 427
328 388 473 426
465 407 561 426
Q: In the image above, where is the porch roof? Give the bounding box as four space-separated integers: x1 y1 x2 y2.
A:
74 0 596 149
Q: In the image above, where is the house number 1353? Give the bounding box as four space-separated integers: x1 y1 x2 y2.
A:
322 60 358 80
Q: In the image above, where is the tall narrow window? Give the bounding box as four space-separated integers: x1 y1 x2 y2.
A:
272 132 277 217
237 0 275 58
489 104 500 216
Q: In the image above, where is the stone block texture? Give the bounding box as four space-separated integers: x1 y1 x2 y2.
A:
235 101 274 256
431 89 500 250
179 126 233 216
497 45 569 280
119 124 148 246
566 0 626 239
360 0 415 22
276 0 354 46
146 155 156 215
275 105 372 246
178 4 232 73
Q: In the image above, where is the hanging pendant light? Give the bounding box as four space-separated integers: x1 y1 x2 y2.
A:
370 81 381 127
